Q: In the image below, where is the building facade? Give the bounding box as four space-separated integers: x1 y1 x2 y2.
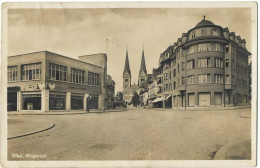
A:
7 51 107 112
154 17 251 108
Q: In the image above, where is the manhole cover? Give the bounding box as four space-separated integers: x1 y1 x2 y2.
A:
90 144 117 149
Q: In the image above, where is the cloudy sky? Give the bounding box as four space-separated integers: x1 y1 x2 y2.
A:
8 6 252 92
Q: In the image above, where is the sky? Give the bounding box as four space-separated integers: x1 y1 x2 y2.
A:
8 7 252 92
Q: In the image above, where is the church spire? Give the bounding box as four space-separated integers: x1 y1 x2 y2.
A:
123 46 131 77
139 46 147 75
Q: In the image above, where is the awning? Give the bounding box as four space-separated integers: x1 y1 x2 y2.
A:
163 95 172 101
152 96 165 103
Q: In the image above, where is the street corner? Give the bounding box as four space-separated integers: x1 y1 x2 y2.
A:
8 117 55 140
214 139 251 160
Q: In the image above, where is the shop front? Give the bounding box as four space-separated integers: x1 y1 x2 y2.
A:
49 92 66 110
71 94 84 109
22 92 41 110
88 95 99 109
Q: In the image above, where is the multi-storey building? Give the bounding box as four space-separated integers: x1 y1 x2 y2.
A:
155 17 251 108
7 51 107 112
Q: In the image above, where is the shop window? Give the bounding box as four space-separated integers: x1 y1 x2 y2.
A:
49 93 66 110
49 63 67 81
71 68 85 84
22 93 41 110
88 72 100 86
22 63 41 81
8 66 18 82
198 74 211 84
71 95 84 109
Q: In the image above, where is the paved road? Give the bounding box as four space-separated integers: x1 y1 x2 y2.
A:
8 107 251 160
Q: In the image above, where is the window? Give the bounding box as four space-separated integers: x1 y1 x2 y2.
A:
182 77 186 85
198 58 210 68
211 28 218 35
214 74 223 83
8 66 17 82
198 74 211 84
165 73 168 80
177 50 180 59
187 60 195 70
201 28 207 36
49 63 66 81
188 45 198 54
71 68 85 84
173 82 176 89
169 71 172 80
187 75 195 84
169 83 172 90
215 58 223 68
182 62 185 71
198 43 209 52
88 72 100 86
225 59 229 67
225 75 230 84
191 31 195 38
22 63 41 81
173 69 176 77
125 79 128 82
165 84 169 91
226 46 229 52
177 64 179 73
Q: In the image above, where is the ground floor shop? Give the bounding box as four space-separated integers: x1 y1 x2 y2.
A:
7 88 103 112
150 90 249 109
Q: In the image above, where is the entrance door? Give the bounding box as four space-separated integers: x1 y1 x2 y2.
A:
8 92 17 111
188 93 195 107
199 93 210 106
214 92 222 105
89 96 99 109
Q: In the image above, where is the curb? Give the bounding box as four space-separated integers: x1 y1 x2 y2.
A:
8 123 55 140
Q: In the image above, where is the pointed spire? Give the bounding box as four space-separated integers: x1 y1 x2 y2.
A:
139 46 147 75
123 46 131 77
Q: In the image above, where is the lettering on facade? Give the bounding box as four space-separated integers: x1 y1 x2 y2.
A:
199 84 210 87
68 86 86 91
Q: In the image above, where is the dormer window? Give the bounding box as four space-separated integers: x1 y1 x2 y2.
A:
211 28 218 35
192 31 196 38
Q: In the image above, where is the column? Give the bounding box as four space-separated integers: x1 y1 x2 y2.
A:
195 92 198 107
41 89 49 112
163 100 165 108
210 91 214 106
17 91 21 112
66 92 71 111
98 94 105 111
83 94 88 111
172 95 174 108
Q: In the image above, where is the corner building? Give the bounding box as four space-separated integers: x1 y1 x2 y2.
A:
156 18 251 108
7 51 106 112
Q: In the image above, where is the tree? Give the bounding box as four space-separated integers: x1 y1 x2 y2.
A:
116 91 123 102
131 91 140 107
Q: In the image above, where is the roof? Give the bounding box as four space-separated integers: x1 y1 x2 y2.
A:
139 48 147 75
123 49 131 76
195 19 215 28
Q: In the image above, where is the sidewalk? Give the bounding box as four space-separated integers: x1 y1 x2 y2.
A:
8 117 55 140
149 105 251 112
8 108 125 115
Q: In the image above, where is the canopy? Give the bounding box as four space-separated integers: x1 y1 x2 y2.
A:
163 95 172 101
152 96 165 103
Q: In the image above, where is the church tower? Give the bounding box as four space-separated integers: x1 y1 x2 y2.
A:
138 46 148 89
123 48 131 90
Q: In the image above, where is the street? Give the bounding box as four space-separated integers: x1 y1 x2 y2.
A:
8 107 251 160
